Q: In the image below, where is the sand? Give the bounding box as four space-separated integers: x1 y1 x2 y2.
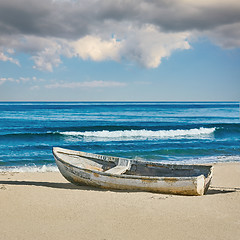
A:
0 162 240 240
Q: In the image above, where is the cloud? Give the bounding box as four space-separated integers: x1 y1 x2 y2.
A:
45 80 127 89
120 25 191 68
0 51 20 66
71 24 191 68
203 22 240 49
1 0 239 38
0 0 239 71
72 36 122 61
31 43 63 72
0 36 74 71
0 76 39 85
0 77 14 85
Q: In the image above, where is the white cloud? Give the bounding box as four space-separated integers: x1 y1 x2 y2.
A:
72 36 122 61
29 38 73 72
0 0 239 71
0 51 20 66
0 76 39 85
0 77 12 85
1 30 191 71
120 25 191 68
71 25 190 68
0 35 74 71
45 80 127 89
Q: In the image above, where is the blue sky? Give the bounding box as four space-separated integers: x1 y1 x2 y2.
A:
0 0 240 101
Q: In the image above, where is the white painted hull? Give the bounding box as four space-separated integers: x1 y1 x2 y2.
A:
53 147 213 196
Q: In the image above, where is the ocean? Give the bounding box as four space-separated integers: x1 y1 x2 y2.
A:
0 102 239 172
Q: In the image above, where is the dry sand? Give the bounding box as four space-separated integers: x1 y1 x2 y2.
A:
1 162 240 240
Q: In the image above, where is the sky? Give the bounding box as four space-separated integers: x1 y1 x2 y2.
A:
0 0 240 101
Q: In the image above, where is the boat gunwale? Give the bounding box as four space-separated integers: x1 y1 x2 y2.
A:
53 147 213 170
53 147 212 182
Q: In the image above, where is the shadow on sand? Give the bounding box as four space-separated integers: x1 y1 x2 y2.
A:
0 180 101 191
207 186 240 195
1 180 239 195
0 180 137 193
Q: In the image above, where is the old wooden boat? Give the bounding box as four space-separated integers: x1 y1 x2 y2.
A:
53 147 213 196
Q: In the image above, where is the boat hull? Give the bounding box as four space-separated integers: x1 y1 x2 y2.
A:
53 148 212 196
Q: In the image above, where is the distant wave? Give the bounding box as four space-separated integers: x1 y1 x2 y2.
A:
172 155 240 164
0 164 58 173
3 124 240 139
59 127 216 140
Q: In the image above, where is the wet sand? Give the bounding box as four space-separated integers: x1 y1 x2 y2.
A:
1 162 240 240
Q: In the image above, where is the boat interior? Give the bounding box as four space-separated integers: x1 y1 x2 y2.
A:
54 148 212 178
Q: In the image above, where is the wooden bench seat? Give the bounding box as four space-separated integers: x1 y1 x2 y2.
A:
105 159 131 175
105 165 130 175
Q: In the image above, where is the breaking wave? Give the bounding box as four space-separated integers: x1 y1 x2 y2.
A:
162 155 240 164
60 127 216 141
0 164 58 173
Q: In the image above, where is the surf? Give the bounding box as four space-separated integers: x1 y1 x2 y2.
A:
59 127 216 141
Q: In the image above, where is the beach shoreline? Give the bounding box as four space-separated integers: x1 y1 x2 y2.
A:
1 162 240 240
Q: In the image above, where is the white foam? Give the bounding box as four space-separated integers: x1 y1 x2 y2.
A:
0 164 58 173
163 155 240 164
60 127 216 141
195 155 240 163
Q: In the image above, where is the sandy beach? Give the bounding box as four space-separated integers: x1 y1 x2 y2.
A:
1 162 240 240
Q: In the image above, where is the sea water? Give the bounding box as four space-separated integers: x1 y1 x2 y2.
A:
0 102 239 172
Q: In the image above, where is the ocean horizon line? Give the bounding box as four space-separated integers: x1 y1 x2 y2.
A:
0 100 239 103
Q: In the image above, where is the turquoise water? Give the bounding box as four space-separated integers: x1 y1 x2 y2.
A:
0 102 239 172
